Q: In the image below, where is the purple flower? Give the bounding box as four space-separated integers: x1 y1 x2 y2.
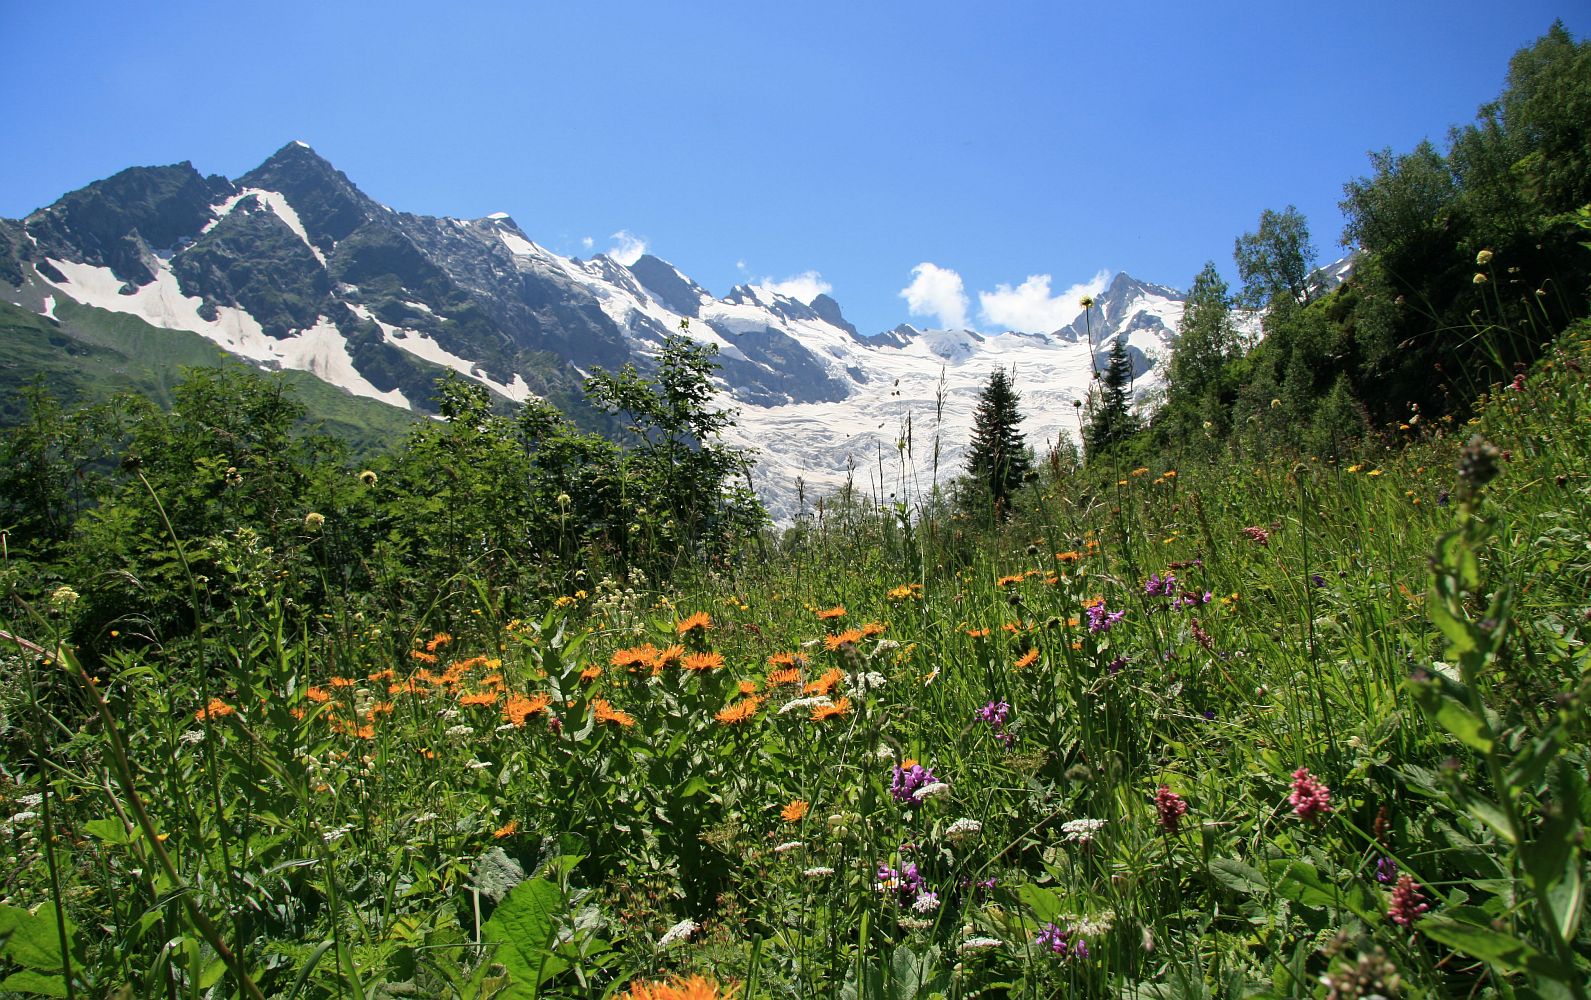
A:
1034 923 1088 960
1311 574 1327 588
1086 603 1126 634
1375 857 1398 884
1145 573 1177 597
977 700 1011 728
876 862 924 901
891 763 938 804
1106 656 1128 674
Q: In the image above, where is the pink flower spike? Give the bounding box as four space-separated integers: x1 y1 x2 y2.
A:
1154 785 1188 834
1289 767 1332 824
1388 875 1429 926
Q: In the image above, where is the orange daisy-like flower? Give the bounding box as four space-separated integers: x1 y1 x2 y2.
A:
656 644 686 669
368 668 397 682
1014 648 1040 669
195 697 237 721
737 679 760 695
328 676 356 688
811 697 852 721
860 621 888 638
1055 551 1081 564
767 650 807 668
579 664 603 682
780 798 810 823
1081 595 1104 609
886 583 923 601
493 819 520 839
592 699 636 728
682 651 724 672
305 686 332 704
815 605 847 620
676 611 713 635
965 627 991 639
459 690 500 707
767 666 802 687
503 692 553 726
715 697 762 725
996 574 1024 587
424 632 454 653
823 628 865 651
612 644 661 671
619 975 739 1000
366 701 395 718
804 667 844 695
1001 622 1026 634
409 649 439 664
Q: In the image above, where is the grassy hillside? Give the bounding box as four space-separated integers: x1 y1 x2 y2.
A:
0 296 422 454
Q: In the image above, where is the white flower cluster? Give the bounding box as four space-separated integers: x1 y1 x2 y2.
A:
913 781 952 803
957 936 1004 954
803 866 835 878
656 918 698 949
779 696 832 715
849 671 889 694
1060 818 1107 843
945 817 983 845
773 840 805 854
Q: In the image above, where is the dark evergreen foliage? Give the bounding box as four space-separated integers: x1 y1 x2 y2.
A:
1085 335 1140 458
963 367 1032 516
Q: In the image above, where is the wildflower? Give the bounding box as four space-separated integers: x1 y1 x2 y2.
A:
815 605 847 620
579 664 602 682
196 697 237 721
1055 550 1080 563
1154 785 1188 833
656 918 698 949
458 690 499 707
887 583 923 600
591 699 636 728
912 890 941 913
804 866 835 877
1014 648 1040 669
1475 248 1493 266
503 692 552 726
877 862 925 900
778 696 831 715
912 781 951 803
358 469 378 486
766 666 802 687
1189 618 1215 651
767 650 806 668
676 611 713 635
946 817 983 845
681 651 724 671
1085 602 1125 634
965 627 991 638
445 724 475 739
804 667 844 695
1289 767 1332 823
1241 525 1269 546
891 762 939 803
304 511 325 530
773 840 804 853
996 573 1024 587
612 644 660 671
1375 856 1398 884
1473 272 1488 284
1321 948 1403 1000
824 628 865 651
977 700 1011 728
1145 573 1177 597
811 697 852 721
493 819 519 839
959 936 1004 954
780 799 810 822
714 697 761 725
1061 818 1106 844
860 621 888 638
49 585 80 610
618 974 738 1000
1388 875 1429 926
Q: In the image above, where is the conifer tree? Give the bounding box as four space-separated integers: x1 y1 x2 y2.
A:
964 367 1032 515
1085 335 1139 458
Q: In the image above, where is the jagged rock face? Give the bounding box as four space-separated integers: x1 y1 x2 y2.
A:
4 140 1284 517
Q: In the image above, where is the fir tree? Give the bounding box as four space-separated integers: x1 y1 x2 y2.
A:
964 367 1032 516
1086 335 1139 458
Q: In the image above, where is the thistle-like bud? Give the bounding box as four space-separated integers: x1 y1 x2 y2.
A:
1457 435 1501 493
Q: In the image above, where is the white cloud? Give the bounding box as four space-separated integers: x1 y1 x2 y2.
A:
754 270 832 304
580 236 594 250
607 230 647 266
899 262 970 330
977 269 1110 333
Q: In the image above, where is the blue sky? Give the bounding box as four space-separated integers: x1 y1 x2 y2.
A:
3 1 1583 336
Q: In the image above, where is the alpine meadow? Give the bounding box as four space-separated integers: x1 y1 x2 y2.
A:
5 19 1591 1000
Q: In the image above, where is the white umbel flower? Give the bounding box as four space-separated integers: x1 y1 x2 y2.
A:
657 918 698 949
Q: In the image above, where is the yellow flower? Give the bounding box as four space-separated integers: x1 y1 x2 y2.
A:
1475 249 1493 266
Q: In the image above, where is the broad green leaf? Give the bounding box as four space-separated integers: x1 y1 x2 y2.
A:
1015 883 1063 923
1522 818 1585 944
1431 696 1493 753
1208 858 1267 896
1420 914 1542 972
1426 593 1477 658
481 877 564 996
0 903 73 972
0 969 71 998
1263 860 1336 910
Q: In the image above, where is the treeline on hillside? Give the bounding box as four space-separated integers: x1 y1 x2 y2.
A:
0 336 765 661
1134 22 1590 464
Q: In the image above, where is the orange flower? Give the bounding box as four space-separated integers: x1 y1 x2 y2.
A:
860 621 888 638
715 697 762 725
424 632 454 653
367 668 397 682
676 611 713 635
366 701 395 718
409 649 439 664
1014 648 1040 669
767 650 806 668
823 628 865 651
612 644 660 671
767 667 802 687
996 574 1024 587
780 798 810 822
656 644 686 668
305 686 332 703
329 676 356 688
493 819 519 839
1055 551 1081 564
1001 622 1025 634
503 692 553 726
579 664 603 682
459 690 500 707
195 697 237 721
804 667 844 695
815 605 847 620
682 651 724 671
965 627 990 639
811 697 852 721
886 583 923 601
592 699 636 728
619 975 739 1000
737 679 760 695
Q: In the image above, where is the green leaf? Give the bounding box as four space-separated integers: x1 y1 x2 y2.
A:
0 969 71 998
1208 858 1268 896
1522 818 1585 944
1460 796 1518 845
1263 860 1336 910
1420 914 1542 972
1431 696 1494 753
0 903 73 972
1015 883 1064 924
481 877 564 996
1427 592 1478 659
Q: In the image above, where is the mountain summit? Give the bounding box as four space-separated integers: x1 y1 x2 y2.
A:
2 145 1193 517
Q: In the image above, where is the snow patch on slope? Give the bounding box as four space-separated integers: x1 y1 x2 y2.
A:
347 304 535 403
205 188 328 266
